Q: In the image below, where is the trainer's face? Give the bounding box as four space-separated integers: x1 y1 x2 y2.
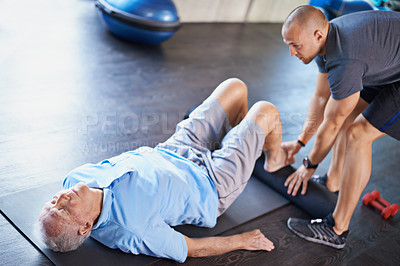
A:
42 182 93 225
282 22 320 64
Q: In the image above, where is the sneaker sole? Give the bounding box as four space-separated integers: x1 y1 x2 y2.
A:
287 218 346 249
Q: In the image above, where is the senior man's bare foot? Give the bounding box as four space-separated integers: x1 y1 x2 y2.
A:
264 149 293 172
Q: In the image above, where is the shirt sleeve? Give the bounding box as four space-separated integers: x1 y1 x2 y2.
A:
139 220 188 263
326 59 366 100
109 218 188 263
92 219 188 263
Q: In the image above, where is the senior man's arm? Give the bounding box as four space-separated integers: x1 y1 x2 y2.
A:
184 229 274 258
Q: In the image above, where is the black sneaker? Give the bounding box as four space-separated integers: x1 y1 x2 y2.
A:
287 214 348 249
310 174 338 195
310 174 328 185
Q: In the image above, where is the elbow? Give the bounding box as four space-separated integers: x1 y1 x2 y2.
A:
313 91 330 106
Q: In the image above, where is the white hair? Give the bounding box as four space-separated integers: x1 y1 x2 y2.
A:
38 208 91 252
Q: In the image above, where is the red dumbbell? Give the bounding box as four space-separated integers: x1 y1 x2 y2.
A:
362 190 399 219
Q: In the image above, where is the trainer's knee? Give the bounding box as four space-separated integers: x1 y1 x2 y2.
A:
346 120 373 146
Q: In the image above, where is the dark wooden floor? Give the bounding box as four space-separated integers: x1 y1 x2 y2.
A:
1 0 399 265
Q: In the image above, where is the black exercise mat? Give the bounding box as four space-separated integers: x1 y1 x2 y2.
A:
0 176 288 266
252 157 338 218
175 177 289 237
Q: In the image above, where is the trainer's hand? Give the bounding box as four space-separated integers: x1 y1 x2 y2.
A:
240 229 275 252
281 140 301 165
284 165 316 196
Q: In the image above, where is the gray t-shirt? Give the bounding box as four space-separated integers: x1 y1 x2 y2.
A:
315 11 400 100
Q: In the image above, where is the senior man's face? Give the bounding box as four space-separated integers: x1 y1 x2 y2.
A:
42 182 94 226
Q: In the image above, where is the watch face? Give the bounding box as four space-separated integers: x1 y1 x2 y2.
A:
303 157 309 168
303 156 318 169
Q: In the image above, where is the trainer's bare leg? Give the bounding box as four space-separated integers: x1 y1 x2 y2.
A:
211 78 248 127
245 101 289 172
325 98 369 192
332 115 385 234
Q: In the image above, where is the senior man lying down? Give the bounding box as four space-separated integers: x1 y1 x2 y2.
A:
38 78 291 262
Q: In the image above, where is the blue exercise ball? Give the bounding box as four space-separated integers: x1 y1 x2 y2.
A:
95 0 181 45
310 0 391 20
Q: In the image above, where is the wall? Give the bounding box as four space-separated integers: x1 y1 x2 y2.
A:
174 0 309 23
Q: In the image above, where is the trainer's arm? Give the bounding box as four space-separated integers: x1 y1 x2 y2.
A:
285 92 360 195
184 229 274 258
300 72 331 141
282 72 331 162
309 92 360 163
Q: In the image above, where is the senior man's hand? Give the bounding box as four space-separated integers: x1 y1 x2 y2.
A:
284 165 316 196
185 229 274 258
239 229 275 251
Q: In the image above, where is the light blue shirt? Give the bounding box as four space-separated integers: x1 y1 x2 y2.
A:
63 147 219 262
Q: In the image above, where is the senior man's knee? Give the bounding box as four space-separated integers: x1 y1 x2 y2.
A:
224 77 248 100
248 101 280 129
252 101 279 117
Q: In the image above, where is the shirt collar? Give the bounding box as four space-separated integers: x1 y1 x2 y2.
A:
323 22 336 62
92 187 112 230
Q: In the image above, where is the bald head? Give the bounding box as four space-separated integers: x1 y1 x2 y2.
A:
283 5 327 33
281 5 329 64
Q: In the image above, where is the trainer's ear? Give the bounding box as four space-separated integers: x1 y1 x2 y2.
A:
314 29 324 42
78 222 93 236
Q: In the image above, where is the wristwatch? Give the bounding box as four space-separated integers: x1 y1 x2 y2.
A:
303 156 319 169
